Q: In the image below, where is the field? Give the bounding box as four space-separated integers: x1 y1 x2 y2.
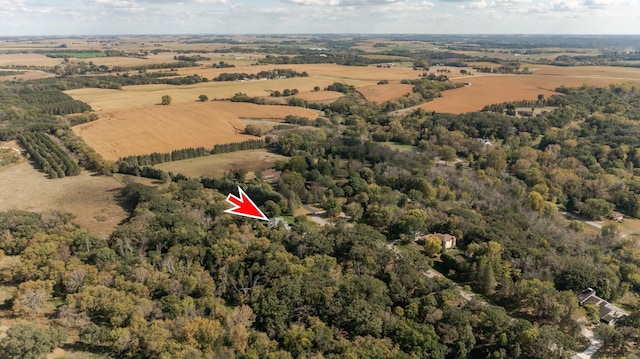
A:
293 90 344 102
154 149 287 178
72 101 319 160
357 82 414 102
0 162 126 238
66 76 372 111
414 65 640 114
0 53 62 67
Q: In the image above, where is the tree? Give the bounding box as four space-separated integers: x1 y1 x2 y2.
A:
198 94 208 102
424 234 443 257
580 198 615 220
161 95 172 105
0 323 65 359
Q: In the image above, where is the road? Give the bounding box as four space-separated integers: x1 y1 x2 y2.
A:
560 210 603 229
572 322 603 359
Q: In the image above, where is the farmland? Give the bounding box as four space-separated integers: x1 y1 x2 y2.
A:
357 82 415 102
72 100 319 160
0 162 126 238
154 149 287 178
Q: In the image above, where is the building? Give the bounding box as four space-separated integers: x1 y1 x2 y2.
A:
415 233 457 250
577 288 628 325
268 217 290 230
610 211 624 222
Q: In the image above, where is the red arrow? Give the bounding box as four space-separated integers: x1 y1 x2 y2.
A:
224 186 269 221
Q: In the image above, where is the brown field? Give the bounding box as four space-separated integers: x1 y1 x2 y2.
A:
0 162 126 238
154 149 287 178
415 66 640 114
0 69 54 81
66 76 371 111
357 83 414 102
72 101 318 160
0 54 62 67
293 90 344 102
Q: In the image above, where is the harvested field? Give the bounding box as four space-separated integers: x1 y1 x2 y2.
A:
357 83 414 102
72 101 318 160
0 162 126 238
0 69 54 81
154 149 287 179
66 77 369 111
0 54 62 67
293 90 344 102
76 54 185 67
414 66 640 114
175 63 423 82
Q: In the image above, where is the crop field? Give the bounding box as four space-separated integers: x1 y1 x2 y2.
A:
0 69 54 81
0 162 126 238
357 82 414 102
154 149 287 179
72 101 318 160
415 66 640 114
293 90 344 102
65 76 369 111
0 53 62 67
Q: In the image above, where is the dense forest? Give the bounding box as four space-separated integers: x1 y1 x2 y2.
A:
4 40 640 357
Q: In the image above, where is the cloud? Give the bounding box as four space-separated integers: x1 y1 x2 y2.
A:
281 0 404 5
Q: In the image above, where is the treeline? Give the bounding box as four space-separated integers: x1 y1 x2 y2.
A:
111 61 198 72
482 97 548 113
173 55 209 62
258 53 403 66
472 62 531 74
213 69 308 82
18 132 81 178
117 140 265 175
21 90 92 116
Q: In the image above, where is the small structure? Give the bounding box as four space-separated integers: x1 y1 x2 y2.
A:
415 233 457 250
268 217 290 230
610 211 624 222
577 288 628 325
517 110 535 117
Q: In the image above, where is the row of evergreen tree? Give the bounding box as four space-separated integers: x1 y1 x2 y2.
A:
117 140 265 175
481 98 548 113
20 90 92 116
18 132 81 178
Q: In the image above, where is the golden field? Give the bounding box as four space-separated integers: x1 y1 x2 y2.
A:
72 101 319 160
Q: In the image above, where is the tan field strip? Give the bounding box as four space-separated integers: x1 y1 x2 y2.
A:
357 83 415 102
72 101 319 160
0 54 62 67
0 69 54 81
0 162 126 239
66 76 373 111
416 66 640 114
155 149 287 179
293 90 344 102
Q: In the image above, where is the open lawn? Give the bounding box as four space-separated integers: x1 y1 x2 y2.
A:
0 162 126 238
357 82 414 102
413 65 640 114
72 101 318 160
154 149 287 179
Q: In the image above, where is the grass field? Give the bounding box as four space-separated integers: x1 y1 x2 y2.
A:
293 90 344 102
154 149 287 178
0 162 126 238
357 82 414 102
72 101 318 160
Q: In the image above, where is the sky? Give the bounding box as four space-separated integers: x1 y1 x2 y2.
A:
0 0 638 36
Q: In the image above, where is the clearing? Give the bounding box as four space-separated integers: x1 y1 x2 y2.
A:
357 82 414 102
0 162 126 238
72 101 318 160
154 149 287 179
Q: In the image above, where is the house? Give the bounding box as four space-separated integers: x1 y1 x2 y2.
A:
268 217 290 230
577 288 628 325
414 233 457 250
610 211 624 222
517 110 535 117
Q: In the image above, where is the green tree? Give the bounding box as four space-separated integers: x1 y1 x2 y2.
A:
0 323 65 359
161 95 172 105
580 198 615 220
198 94 208 102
